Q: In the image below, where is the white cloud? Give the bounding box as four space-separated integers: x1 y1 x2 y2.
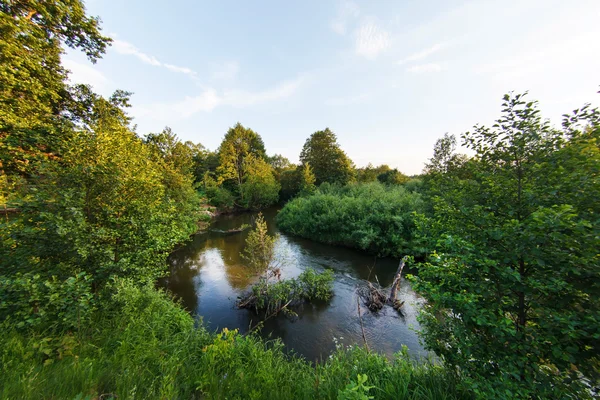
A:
330 0 360 35
407 63 442 73
398 43 443 65
111 39 197 78
137 77 304 120
63 58 110 91
211 61 240 82
355 19 390 59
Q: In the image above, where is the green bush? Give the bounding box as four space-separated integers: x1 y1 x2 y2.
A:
205 185 236 210
277 182 425 257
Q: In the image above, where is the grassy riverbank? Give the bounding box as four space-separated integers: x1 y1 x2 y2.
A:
0 281 467 400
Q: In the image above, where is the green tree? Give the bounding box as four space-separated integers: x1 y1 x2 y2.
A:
0 0 111 181
299 163 316 195
413 93 600 398
144 127 205 176
242 213 277 274
0 90 200 332
217 122 267 197
376 168 409 185
299 128 355 185
239 154 280 210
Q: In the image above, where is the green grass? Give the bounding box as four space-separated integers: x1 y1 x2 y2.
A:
0 281 468 400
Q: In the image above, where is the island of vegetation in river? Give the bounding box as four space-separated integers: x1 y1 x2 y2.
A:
1 1 599 399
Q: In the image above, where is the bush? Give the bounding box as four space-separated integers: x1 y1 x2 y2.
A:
205 185 236 210
277 182 425 257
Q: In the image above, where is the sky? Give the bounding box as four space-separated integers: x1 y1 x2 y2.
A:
64 0 600 175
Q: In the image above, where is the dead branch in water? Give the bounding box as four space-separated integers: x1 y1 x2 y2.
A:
357 256 408 313
356 295 370 353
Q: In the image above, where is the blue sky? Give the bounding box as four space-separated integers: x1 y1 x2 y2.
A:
65 0 600 174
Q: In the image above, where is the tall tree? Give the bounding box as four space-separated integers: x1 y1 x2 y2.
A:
216 123 267 199
299 128 355 185
0 0 111 180
413 93 600 398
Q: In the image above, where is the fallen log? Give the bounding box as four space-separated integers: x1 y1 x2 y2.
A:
388 257 406 303
357 256 408 313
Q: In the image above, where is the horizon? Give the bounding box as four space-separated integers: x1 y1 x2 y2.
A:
65 0 600 175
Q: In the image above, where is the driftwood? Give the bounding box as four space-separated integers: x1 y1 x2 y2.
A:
358 256 407 313
209 225 251 235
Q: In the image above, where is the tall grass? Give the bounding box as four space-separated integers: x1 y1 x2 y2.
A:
0 281 467 399
277 182 425 257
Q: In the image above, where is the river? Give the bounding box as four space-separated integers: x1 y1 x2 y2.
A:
160 207 426 362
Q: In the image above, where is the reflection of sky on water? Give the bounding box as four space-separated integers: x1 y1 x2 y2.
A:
161 207 427 361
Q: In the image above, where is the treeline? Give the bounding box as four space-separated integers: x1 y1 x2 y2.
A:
190 124 412 211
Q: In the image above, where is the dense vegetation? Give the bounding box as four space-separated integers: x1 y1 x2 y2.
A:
0 282 466 399
1 0 598 399
412 94 600 398
277 182 425 257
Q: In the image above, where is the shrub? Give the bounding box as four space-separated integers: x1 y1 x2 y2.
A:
277 182 425 257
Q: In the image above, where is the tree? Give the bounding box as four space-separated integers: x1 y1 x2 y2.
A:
0 89 200 332
144 127 204 177
217 123 267 200
242 213 277 274
299 128 355 185
413 93 600 398
0 0 111 181
299 163 316 195
240 155 280 210
377 168 409 185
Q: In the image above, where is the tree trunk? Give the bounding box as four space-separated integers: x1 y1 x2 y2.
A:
389 256 407 303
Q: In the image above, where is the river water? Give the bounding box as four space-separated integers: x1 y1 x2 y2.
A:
161 207 426 362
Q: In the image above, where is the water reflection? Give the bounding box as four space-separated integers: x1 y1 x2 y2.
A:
161 207 426 361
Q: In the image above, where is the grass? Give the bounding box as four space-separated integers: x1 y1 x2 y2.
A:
0 281 468 400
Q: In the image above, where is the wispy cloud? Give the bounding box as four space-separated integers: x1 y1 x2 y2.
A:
355 19 390 59
137 76 304 119
406 63 442 73
111 39 197 79
63 58 111 91
397 43 443 65
330 0 360 35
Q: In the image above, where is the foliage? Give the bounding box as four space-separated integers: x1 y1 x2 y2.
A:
244 269 335 315
277 182 425 257
240 155 280 210
299 162 317 195
0 0 111 181
356 164 390 183
0 81 199 335
376 169 409 185
144 126 205 177
242 213 278 273
279 167 302 200
213 123 279 210
337 374 374 400
299 128 355 185
0 272 94 332
413 93 600 399
0 281 467 400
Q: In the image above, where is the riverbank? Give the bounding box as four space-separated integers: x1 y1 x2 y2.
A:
0 281 468 400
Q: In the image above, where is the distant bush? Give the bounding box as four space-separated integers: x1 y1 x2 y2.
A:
205 185 236 210
277 182 425 257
